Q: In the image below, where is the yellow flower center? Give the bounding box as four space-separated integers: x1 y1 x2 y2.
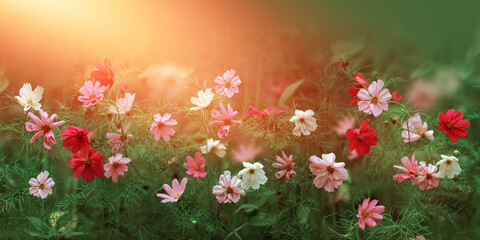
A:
90 94 96 100
173 193 179 199
27 99 33 105
417 128 425 136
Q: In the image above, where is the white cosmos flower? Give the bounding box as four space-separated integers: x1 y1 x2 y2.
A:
201 138 226 158
110 93 135 114
15 83 44 111
289 109 317 136
190 88 214 110
436 155 461 179
238 162 267 190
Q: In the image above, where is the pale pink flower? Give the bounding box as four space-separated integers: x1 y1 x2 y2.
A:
104 153 131 183
357 80 392 117
214 69 241 98
272 151 296 183
334 117 356 136
232 144 262 162
415 162 440 190
212 171 245 203
406 80 438 111
150 113 177 141
77 81 106 107
106 124 133 152
184 152 207 178
25 110 65 149
209 103 242 138
156 178 188 203
29 171 55 199
309 153 348 192
109 93 135 114
393 155 418 183
357 198 385 229
410 236 427 240
348 149 359 161
401 114 434 142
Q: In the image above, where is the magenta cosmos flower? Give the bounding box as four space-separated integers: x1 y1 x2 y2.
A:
393 155 418 183
156 178 188 203
415 162 440 191
29 171 55 199
438 109 470 142
104 153 131 183
212 171 245 203
357 198 385 229
150 113 177 141
25 110 65 150
214 69 241 98
357 80 392 117
60 126 90 153
184 152 207 178
309 153 348 192
232 144 262 162
272 151 296 183
77 80 106 107
106 124 133 152
209 103 242 138
402 114 434 143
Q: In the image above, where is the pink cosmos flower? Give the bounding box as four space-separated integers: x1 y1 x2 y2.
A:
406 80 438 110
357 80 392 117
272 151 296 183
410 236 427 240
415 162 440 190
212 171 245 203
150 113 177 141
184 152 207 178
232 144 262 162
77 81 106 107
25 110 65 149
214 69 241 98
90 58 115 88
357 198 385 229
309 153 348 192
393 155 419 183
402 114 434 143
156 178 188 203
348 149 359 161
244 105 286 116
334 117 356 136
106 124 133 152
104 153 131 183
209 103 242 138
29 171 55 199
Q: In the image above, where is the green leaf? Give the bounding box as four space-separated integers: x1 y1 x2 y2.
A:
54 211 73 231
27 216 50 232
57 232 84 237
24 229 51 239
297 205 310 224
235 204 259 213
278 80 304 107
249 212 276 227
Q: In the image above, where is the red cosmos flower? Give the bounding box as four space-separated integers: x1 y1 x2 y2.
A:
348 73 370 104
90 59 115 88
439 109 470 142
244 105 286 116
391 91 403 102
68 146 105 181
60 126 90 153
346 120 378 155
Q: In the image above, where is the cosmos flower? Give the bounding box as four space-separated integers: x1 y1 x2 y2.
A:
109 93 135 114
60 126 90 153
436 155 461 179
357 79 392 117
348 73 370 104
15 83 44 111
401 114 434 143
334 117 356 136
244 105 286 116
184 152 207 178
406 80 438 110
346 120 378 156
269 78 290 95
156 178 188 203
29 171 55 199
25 110 65 149
238 162 268 190
90 58 115 88
212 171 245 203
209 103 242 138
104 154 131 183
77 81 106 107
357 198 385 230
438 109 470 142
348 150 359 161
415 162 440 190
201 138 226 158
289 109 317 136
309 153 348 192
214 69 241 98
272 151 296 183
391 91 403 102
106 124 133 152
232 144 262 162
190 88 214 110
150 113 177 141
67 146 105 181
393 155 419 183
